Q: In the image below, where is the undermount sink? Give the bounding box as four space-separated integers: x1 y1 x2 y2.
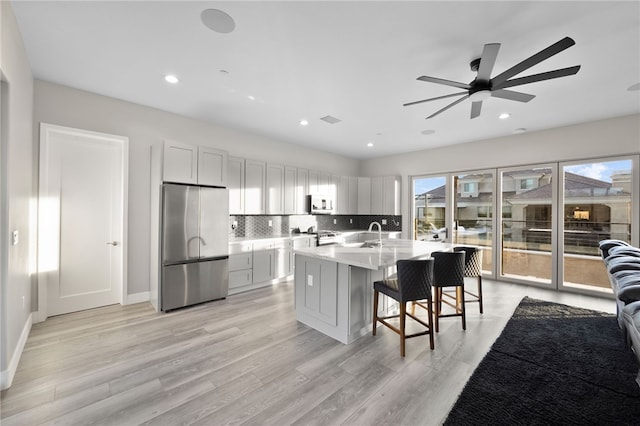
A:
341 240 382 248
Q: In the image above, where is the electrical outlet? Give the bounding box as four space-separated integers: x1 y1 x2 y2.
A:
268 220 273 227
349 218 353 224
307 275 313 286
231 220 238 230
333 219 337 224
382 219 387 225
12 230 19 245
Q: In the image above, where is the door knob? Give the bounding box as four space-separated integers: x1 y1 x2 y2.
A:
106 241 118 246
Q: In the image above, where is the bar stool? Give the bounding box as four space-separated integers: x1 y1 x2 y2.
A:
424 251 466 332
372 259 435 356
453 246 484 313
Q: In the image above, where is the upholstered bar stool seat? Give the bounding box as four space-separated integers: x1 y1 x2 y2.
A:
452 246 484 313
418 251 466 332
372 259 435 356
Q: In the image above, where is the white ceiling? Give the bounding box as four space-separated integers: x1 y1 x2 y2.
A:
11 1 640 160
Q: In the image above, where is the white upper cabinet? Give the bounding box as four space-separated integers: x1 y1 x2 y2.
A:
162 140 227 187
244 159 266 214
284 166 297 214
266 163 285 214
227 156 245 214
357 177 371 214
295 168 309 214
382 175 401 215
336 175 358 214
163 139 198 184
348 176 358 214
371 176 384 214
198 146 227 187
308 169 319 195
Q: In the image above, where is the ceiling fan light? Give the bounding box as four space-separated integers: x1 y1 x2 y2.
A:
469 90 491 102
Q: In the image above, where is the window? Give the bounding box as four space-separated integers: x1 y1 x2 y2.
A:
462 182 476 193
520 178 535 190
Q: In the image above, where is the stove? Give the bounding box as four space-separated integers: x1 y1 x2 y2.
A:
312 230 343 246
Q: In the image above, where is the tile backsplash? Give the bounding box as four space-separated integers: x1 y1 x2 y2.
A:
229 214 402 238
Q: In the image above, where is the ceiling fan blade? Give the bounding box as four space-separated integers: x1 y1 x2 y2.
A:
403 91 468 107
476 43 500 82
493 65 581 90
417 76 471 90
490 37 576 88
491 89 536 102
426 94 470 119
470 101 482 119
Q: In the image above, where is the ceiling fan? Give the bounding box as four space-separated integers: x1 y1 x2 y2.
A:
404 36 581 119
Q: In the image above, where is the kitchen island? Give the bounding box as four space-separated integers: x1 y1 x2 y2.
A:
293 239 451 344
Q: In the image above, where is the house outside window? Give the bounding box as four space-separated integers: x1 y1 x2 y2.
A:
520 178 536 190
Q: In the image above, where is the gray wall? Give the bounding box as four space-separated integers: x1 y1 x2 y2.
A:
1 1 35 387
33 80 361 298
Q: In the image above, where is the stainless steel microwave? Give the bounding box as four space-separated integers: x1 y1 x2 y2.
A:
308 195 334 214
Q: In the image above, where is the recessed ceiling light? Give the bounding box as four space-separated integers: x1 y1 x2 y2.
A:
299 119 309 126
421 129 435 135
247 95 255 101
201 9 235 34
513 128 527 134
499 113 511 119
367 142 374 148
164 74 179 84
628 83 640 91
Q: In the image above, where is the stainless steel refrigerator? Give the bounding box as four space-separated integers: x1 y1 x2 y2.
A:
161 183 229 311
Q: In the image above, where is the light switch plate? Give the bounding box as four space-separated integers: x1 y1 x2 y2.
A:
268 220 273 227
382 219 387 225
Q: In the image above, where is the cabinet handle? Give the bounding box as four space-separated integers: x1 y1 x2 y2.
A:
106 241 118 246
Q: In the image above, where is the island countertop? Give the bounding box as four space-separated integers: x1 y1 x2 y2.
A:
293 239 452 270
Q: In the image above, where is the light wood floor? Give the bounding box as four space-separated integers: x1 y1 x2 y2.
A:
1 279 614 426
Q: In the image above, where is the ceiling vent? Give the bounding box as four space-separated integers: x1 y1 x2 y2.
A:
320 115 342 124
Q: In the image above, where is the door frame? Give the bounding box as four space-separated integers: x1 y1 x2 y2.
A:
37 123 129 322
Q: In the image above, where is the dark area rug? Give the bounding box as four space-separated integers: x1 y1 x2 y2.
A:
444 297 640 425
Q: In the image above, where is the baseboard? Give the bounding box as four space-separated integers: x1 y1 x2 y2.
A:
126 291 149 305
0 313 32 390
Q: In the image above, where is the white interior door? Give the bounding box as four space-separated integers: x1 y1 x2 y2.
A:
39 124 128 317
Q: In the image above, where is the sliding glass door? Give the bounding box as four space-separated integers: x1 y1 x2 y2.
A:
452 171 495 274
560 158 635 293
498 164 556 285
411 156 637 295
412 175 448 242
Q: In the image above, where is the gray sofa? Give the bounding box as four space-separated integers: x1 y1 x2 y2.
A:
599 239 640 385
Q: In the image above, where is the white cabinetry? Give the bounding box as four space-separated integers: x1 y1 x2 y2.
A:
295 168 309 214
357 177 371 214
371 176 384 214
348 176 358 214
336 175 358 214
198 146 227 187
284 167 297 214
162 140 227 186
252 241 275 284
266 163 285 214
229 242 253 292
227 156 245 214
244 159 266 214
162 140 198 184
382 175 401 215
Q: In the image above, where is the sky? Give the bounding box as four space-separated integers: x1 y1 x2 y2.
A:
413 159 632 195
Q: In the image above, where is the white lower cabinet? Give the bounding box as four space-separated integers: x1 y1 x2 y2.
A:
229 237 309 295
228 242 253 294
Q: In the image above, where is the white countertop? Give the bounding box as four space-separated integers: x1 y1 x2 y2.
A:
294 239 453 270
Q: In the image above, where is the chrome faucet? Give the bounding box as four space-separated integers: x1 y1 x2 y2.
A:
368 221 382 246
